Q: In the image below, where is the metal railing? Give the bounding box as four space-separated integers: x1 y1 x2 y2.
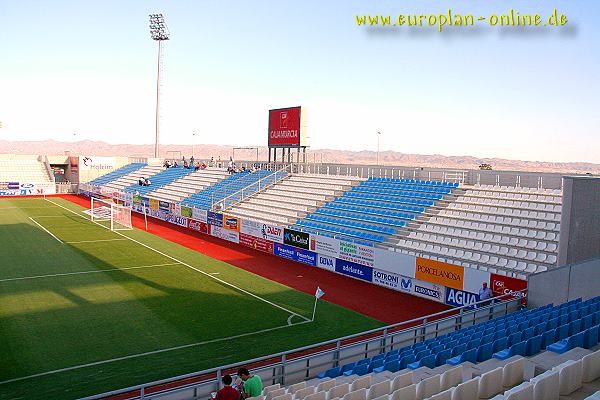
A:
82 292 525 400
234 161 565 190
210 165 291 211
55 182 78 194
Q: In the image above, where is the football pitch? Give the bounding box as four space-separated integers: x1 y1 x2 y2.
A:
0 197 383 400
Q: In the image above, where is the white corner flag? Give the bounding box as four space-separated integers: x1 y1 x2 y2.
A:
312 286 325 321
315 287 325 299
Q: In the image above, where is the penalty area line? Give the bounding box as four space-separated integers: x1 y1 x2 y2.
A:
28 217 63 243
44 198 313 323
0 320 311 386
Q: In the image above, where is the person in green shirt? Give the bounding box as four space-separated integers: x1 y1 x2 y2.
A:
237 367 263 399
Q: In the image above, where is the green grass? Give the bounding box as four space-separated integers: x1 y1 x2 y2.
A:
0 197 383 400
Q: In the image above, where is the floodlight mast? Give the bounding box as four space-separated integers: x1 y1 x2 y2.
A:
149 13 170 158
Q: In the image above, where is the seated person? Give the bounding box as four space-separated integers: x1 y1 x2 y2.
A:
183 161 189 168
138 177 145 186
237 368 262 399
144 178 151 186
194 162 200 171
215 375 239 400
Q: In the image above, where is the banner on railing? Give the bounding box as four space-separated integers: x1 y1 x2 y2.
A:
445 288 480 309
193 208 208 223
0 182 56 196
412 278 446 303
239 233 274 254
335 258 373 282
283 228 310 250
211 226 239 243
415 258 464 291
188 219 210 234
180 206 193 218
240 219 284 243
274 243 317 266
207 211 223 227
223 214 240 231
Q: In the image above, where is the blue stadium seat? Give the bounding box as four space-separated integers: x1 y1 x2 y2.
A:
447 348 477 365
493 341 526 360
547 332 585 354
525 335 543 356
477 343 494 362
583 326 599 349
373 359 400 374
317 366 341 379
408 354 436 370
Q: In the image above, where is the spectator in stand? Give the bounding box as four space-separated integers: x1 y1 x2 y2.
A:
478 282 494 307
249 164 256 173
210 156 215 167
194 162 200 171
144 178 151 186
217 156 222 168
163 160 171 169
227 158 235 174
182 156 186 163
184 160 189 169
201 162 207 169
215 375 239 400
173 161 179 167
241 166 246 172
138 177 144 186
190 156 195 165
236 368 262 399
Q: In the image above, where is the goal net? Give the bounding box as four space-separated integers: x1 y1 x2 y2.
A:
87 197 133 231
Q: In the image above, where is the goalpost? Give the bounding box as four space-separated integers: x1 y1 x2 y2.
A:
87 197 133 231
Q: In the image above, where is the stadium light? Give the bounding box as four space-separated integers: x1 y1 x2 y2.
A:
377 131 382 165
149 13 170 159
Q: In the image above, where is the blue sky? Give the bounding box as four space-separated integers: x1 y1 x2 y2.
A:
0 0 598 163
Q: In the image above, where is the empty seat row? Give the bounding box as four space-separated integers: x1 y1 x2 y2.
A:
369 177 459 188
294 221 386 243
314 209 407 229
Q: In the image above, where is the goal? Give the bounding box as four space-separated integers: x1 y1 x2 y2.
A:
87 197 133 231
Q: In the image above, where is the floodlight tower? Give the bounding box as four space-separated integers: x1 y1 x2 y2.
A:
149 13 170 158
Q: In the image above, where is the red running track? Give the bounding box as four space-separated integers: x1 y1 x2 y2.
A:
59 195 450 325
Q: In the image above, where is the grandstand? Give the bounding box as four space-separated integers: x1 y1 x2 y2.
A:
4 155 600 400
0 157 54 184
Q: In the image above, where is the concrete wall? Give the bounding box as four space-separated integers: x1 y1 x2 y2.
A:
558 176 600 265
528 257 600 308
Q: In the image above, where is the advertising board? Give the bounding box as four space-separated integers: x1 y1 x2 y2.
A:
335 259 373 282
207 211 223 227
268 107 303 147
239 233 274 254
188 219 210 234
223 215 240 231
273 243 317 266
283 228 310 250
445 287 480 309
412 278 446 303
211 225 239 243
415 257 464 290
240 219 284 243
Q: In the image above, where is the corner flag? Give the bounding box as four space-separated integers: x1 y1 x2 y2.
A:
315 287 325 299
312 287 325 321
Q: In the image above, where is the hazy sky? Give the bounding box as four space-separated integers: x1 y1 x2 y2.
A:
1 0 598 163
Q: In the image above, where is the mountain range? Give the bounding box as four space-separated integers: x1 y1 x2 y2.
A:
1 139 598 174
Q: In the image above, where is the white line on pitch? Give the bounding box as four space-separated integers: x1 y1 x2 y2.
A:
66 238 128 244
0 263 182 283
0 206 56 210
45 198 312 323
28 217 63 243
0 319 311 386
